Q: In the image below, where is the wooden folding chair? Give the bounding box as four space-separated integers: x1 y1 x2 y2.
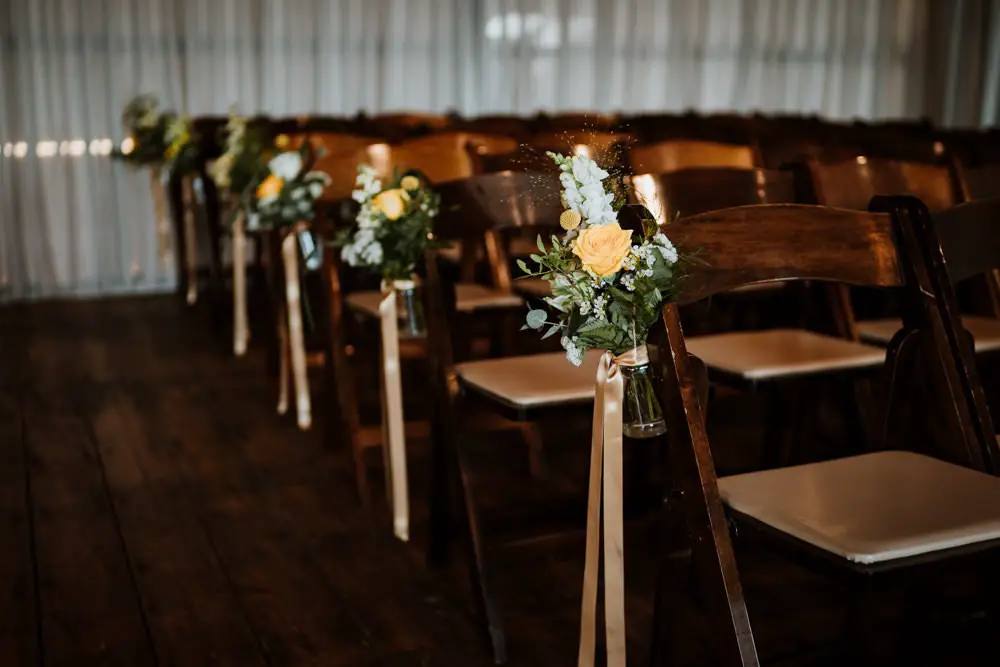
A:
424 170 591 664
804 157 1000 356
634 169 886 466
648 199 1000 666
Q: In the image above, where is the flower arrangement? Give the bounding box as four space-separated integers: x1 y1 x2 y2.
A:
112 94 173 167
519 152 684 365
243 143 331 231
209 109 273 196
336 166 443 281
163 115 200 174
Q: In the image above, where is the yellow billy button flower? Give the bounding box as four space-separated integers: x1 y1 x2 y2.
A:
372 188 410 221
572 222 634 277
400 175 420 191
274 134 290 149
559 209 582 230
256 174 284 201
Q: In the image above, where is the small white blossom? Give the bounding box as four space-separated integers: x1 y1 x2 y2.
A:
561 336 584 366
269 152 303 181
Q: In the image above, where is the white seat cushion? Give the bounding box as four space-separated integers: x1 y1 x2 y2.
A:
685 328 885 381
346 283 522 317
719 451 1000 564
456 349 603 408
858 315 1000 353
514 278 552 298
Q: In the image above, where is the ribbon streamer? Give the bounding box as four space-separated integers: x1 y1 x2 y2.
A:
378 280 412 542
149 167 172 269
181 176 199 305
281 227 312 430
232 207 249 356
578 345 649 667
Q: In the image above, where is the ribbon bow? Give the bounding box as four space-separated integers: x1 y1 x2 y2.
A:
578 345 649 667
379 279 413 541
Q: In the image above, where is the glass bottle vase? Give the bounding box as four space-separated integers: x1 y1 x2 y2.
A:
392 278 426 339
621 362 667 439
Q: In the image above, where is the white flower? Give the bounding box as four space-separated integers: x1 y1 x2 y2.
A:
580 192 617 225
360 240 383 264
654 233 678 264
571 156 608 185
307 181 324 199
563 186 583 213
246 211 261 231
561 336 585 366
268 152 302 180
291 187 307 199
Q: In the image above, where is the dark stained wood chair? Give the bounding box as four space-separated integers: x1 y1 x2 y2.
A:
627 139 757 175
633 169 886 466
424 171 599 664
803 157 1000 356
647 199 1000 666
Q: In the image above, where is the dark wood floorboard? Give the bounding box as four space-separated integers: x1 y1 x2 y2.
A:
1 295 997 667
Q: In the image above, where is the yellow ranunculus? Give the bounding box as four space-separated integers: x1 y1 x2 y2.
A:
257 174 284 200
572 222 634 277
274 134 290 149
559 209 582 230
400 175 420 191
372 188 410 221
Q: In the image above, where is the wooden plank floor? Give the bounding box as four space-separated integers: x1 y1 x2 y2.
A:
0 295 995 666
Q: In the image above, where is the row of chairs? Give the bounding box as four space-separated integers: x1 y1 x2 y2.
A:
171 115 1000 663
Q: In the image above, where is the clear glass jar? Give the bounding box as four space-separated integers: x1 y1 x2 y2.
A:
392 278 426 339
621 362 667 439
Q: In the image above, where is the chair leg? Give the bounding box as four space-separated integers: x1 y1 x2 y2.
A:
277 310 290 417
181 178 199 306
233 213 249 356
453 431 507 665
521 422 547 479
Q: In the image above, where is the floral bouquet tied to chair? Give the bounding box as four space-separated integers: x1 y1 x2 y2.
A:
337 165 442 338
519 151 687 667
520 151 684 438
334 165 442 543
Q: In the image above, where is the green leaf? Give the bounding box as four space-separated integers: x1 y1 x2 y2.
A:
541 324 560 340
516 259 531 275
526 309 548 330
536 234 546 253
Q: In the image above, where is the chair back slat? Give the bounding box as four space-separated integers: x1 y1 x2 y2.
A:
630 168 796 220
628 140 756 175
388 132 518 184
931 198 1000 285
432 171 562 241
664 204 903 305
808 157 958 213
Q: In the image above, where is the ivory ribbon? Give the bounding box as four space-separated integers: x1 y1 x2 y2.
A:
181 176 198 305
378 279 413 542
578 345 649 667
232 208 249 356
149 167 172 269
281 227 312 430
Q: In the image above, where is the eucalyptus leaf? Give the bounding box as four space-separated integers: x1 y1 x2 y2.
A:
541 324 560 339
526 309 548 330
536 235 546 253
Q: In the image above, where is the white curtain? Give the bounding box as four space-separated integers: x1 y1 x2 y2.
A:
1 0 995 300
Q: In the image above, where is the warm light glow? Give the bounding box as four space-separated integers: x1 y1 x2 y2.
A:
366 143 392 179
2 143 11 158
13 142 28 158
933 141 944 156
89 138 114 156
855 155 868 165
572 144 591 158
121 137 135 155
630 174 666 224
68 139 87 156
36 141 58 158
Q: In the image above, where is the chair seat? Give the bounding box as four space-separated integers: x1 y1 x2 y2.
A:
346 283 522 317
456 349 604 408
857 315 1000 352
514 278 552 298
685 328 885 381
719 451 1000 564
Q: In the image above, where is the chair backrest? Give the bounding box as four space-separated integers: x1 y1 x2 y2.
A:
629 168 797 221
960 164 1000 201
628 140 757 175
529 130 632 164
470 144 561 175
806 156 959 213
300 132 384 157
387 132 518 184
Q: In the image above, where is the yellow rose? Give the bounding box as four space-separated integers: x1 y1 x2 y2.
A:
572 222 634 277
400 175 420 191
559 209 582 230
274 134 290 149
256 174 284 200
372 188 410 221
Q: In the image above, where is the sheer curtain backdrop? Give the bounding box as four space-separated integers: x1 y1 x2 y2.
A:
1 0 998 301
